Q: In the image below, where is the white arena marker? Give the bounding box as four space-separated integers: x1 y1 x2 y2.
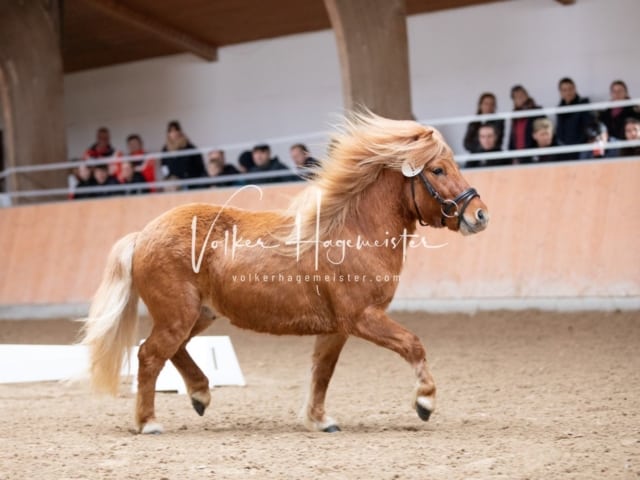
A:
129 336 245 394
0 344 89 383
0 336 244 390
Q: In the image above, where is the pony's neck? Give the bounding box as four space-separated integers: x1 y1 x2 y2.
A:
341 169 417 266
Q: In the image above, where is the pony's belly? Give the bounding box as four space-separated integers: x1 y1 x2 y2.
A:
227 312 335 336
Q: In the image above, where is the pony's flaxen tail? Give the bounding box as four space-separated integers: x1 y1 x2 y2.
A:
80 232 139 395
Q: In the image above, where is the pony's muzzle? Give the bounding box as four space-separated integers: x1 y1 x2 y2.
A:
460 204 489 235
475 208 488 225
471 207 490 232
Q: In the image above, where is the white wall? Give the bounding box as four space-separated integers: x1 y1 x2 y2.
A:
64 0 640 166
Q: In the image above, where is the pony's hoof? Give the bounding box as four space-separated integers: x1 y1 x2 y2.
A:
322 425 341 433
415 395 434 422
416 404 432 421
140 422 164 434
191 398 206 416
190 390 211 417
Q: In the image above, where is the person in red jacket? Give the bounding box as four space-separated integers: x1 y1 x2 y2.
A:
126 134 157 191
84 127 121 178
508 85 543 156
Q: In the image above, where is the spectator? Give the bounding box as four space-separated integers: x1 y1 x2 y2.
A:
248 144 290 184
463 92 505 153
528 117 571 163
119 161 148 195
72 161 95 199
579 122 619 160
163 175 183 193
289 143 320 180
620 118 640 157
465 124 507 168
237 150 255 173
126 134 156 186
508 85 543 154
84 127 120 178
556 77 594 147
599 80 640 141
161 120 206 188
93 164 120 197
206 150 241 187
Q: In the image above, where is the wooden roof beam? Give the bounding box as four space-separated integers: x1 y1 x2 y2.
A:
80 0 217 61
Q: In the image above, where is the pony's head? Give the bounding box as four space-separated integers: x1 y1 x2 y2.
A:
323 111 489 235
398 126 489 235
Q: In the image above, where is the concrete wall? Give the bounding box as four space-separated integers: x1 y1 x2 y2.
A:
64 0 640 166
1 160 638 308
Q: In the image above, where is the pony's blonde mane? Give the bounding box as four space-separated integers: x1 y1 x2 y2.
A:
284 111 450 251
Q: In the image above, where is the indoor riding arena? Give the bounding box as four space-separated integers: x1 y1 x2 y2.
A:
1 1 638 479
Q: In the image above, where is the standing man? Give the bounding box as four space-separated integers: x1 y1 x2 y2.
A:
556 77 593 150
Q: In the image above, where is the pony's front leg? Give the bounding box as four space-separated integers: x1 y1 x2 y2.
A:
302 333 348 432
352 307 436 422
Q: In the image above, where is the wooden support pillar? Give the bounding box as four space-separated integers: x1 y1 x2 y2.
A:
0 0 67 199
324 0 413 119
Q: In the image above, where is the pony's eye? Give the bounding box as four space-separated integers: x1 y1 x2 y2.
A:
432 167 444 176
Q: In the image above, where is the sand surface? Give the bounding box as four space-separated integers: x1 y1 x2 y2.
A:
0 310 639 479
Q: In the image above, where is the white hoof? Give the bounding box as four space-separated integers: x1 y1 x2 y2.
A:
416 395 435 412
303 415 339 432
141 422 164 434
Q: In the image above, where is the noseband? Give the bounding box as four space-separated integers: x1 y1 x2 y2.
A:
410 172 479 228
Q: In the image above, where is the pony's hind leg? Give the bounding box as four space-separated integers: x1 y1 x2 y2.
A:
170 309 216 417
353 307 436 423
136 301 201 434
302 333 348 432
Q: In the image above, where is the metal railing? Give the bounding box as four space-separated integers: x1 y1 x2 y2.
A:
0 98 638 204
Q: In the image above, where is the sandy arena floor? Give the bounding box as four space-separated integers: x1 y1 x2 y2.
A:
0 310 639 479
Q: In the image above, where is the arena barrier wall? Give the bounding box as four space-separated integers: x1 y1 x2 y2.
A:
0 159 638 313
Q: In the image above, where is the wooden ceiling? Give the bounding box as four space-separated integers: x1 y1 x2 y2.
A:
63 0 506 72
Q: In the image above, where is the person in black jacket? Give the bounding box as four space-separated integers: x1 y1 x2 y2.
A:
119 161 148 195
599 80 640 140
248 144 292 184
620 118 640 158
465 124 509 168
556 77 594 150
289 143 321 180
93 164 120 197
463 92 504 153
205 150 242 187
72 161 96 199
161 120 206 188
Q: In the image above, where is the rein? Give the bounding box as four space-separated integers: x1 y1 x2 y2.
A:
410 172 479 228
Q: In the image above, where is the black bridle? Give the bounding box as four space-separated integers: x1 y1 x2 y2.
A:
410 171 479 228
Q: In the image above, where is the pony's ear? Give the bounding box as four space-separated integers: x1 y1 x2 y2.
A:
401 159 423 177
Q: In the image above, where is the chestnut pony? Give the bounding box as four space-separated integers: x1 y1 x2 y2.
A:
81 113 489 434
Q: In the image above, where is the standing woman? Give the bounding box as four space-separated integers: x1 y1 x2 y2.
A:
508 85 543 155
598 80 640 140
463 92 505 153
161 121 206 187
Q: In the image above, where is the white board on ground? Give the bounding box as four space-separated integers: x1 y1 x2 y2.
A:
129 336 245 394
0 344 89 383
0 336 245 391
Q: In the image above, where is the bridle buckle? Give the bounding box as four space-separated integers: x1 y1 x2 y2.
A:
441 199 459 218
